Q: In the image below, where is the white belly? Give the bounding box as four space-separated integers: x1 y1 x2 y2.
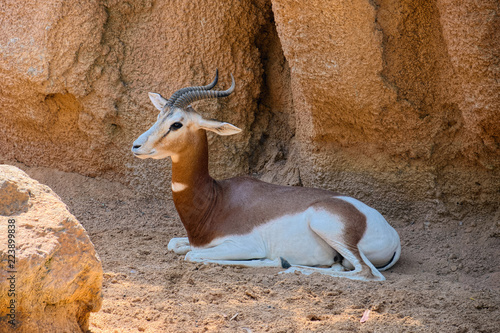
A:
202 210 338 267
257 212 338 266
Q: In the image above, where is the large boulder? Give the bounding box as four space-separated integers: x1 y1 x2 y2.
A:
0 165 102 332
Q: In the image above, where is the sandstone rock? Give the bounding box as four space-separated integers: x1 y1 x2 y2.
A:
269 0 500 219
0 165 102 332
0 0 269 195
0 180 29 216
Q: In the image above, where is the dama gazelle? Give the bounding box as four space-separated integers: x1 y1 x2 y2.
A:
132 70 401 281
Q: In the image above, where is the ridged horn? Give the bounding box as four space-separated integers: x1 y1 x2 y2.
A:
166 69 219 106
173 74 235 109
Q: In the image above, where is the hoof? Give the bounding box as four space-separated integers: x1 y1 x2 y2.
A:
280 257 291 269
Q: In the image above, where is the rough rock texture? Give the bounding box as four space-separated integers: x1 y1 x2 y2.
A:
0 0 269 194
269 0 500 221
0 0 498 221
0 165 102 332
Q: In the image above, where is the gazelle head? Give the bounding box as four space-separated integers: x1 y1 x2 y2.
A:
131 70 242 160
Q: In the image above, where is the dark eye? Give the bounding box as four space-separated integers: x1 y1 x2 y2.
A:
170 122 183 130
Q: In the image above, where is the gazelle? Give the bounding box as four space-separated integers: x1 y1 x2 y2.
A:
132 70 401 281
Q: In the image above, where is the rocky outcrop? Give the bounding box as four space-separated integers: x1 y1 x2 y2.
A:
267 0 500 220
0 0 498 221
0 165 102 332
0 0 269 194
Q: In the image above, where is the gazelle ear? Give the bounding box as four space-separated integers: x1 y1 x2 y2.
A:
148 92 168 111
198 118 242 136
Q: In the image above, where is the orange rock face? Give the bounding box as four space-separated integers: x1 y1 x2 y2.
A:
0 0 268 195
269 0 499 219
0 0 498 220
0 165 102 332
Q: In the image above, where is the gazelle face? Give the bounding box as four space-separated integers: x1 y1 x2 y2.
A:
131 92 241 160
132 103 194 160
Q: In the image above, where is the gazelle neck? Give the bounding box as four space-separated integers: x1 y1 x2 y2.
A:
170 130 218 244
171 129 212 187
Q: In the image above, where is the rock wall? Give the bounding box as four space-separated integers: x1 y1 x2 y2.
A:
269 0 500 221
0 0 498 222
0 0 269 194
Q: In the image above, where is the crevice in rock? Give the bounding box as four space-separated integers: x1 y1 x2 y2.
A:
248 3 299 185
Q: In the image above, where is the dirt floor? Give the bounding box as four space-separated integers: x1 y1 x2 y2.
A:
21 165 500 333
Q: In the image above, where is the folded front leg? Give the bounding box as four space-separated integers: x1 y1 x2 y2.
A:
184 239 279 268
168 237 191 255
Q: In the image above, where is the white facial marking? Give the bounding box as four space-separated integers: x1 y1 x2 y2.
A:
172 182 188 192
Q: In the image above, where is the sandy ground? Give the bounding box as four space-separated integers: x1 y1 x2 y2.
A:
22 166 500 333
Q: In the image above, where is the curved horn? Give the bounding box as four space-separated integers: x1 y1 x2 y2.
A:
166 69 219 106
173 74 235 109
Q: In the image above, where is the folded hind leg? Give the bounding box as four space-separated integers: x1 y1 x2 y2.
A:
283 243 385 281
283 210 385 281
